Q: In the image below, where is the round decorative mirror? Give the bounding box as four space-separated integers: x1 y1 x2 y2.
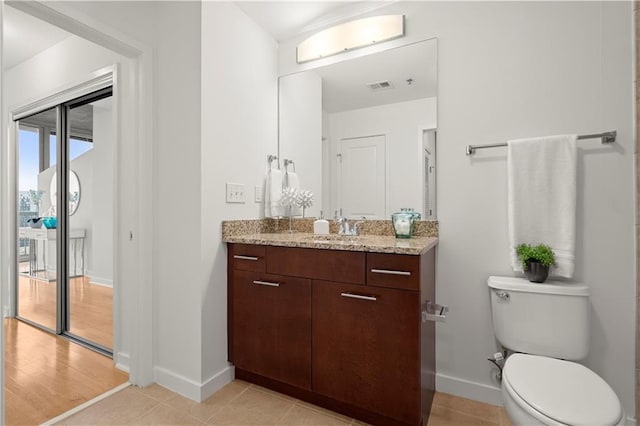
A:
49 171 81 215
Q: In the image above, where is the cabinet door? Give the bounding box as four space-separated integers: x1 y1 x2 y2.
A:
233 270 311 389
313 280 420 424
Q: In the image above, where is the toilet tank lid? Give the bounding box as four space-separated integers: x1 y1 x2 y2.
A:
487 276 590 296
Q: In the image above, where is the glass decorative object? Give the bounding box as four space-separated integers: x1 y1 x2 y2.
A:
391 208 420 239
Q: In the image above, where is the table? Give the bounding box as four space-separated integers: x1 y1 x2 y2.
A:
18 227 86 281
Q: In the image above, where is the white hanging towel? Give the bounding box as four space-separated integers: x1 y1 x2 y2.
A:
285 171 302 216
507 134 577 278
263 167 284 218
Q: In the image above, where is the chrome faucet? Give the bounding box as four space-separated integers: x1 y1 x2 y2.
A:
337 217 351 235
334 209 350 235
334 210 365 236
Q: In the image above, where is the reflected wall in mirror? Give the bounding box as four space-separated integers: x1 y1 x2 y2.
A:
279 38 437 220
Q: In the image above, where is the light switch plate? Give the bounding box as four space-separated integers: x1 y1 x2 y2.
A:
254 186 263 202
226 183 245 203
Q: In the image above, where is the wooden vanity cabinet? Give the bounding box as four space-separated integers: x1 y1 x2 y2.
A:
227 243 436 426
313 280 421 425
228 245 312 389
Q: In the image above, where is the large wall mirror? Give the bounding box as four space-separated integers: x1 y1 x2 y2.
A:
278 38 438 220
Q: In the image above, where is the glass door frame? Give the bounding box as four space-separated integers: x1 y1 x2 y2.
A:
60 88 113 355
13 85 114 357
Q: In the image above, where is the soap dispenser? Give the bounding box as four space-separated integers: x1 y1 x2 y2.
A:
314 211 330 235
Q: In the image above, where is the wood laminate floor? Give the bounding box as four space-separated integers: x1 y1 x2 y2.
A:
17 273 113 348
4 318 129 425
56 381 513 426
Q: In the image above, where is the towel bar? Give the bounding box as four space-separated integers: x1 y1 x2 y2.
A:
465 131 617 155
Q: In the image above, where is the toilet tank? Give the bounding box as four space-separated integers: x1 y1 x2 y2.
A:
488 276 590 360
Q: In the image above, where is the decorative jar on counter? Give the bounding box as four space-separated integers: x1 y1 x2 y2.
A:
391 208 421 239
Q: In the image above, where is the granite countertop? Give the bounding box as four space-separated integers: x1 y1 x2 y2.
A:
223 232 438 255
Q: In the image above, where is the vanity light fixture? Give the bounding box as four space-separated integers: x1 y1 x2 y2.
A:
296 15 405 64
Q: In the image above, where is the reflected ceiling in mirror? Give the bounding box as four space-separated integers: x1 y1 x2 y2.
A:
320 39 437 113
279 38 437 220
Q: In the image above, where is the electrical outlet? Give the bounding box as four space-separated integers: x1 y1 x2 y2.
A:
255 186 263 202
226 183 245 203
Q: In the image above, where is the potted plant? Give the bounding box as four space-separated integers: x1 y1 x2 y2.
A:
515 243 556 283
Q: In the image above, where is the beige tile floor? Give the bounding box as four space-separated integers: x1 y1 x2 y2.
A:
56 380 513 426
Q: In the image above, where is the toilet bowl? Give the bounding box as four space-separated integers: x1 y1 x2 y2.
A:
488 276 625 426
501 354 624 426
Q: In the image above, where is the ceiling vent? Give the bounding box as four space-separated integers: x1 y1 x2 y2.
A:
367 80 393 91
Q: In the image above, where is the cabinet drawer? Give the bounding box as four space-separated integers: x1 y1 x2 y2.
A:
267 246 365 284
229 244 266 272
367 253 420 290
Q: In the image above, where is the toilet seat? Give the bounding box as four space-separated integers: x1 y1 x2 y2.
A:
503 354 623 425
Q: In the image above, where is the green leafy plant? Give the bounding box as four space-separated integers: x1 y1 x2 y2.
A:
516 243 556 269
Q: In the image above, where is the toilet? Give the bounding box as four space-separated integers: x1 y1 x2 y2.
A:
488 276 624 425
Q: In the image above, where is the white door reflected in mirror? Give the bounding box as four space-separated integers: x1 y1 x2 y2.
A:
49 171 81 215
339 135 386 219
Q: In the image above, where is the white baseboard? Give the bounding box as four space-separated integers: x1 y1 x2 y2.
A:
626 416 637 426
88 275 113 287
154 365 234 403
436 373 503 407
115 351 130 373
200 365 234 401
154 366 204 402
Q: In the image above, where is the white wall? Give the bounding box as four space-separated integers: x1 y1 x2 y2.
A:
91 103 115 285
279 71 322 218
4 36 122 111
200 1 278 394
50 0 205 397
151 0 204 397
327 97 437 218
281 1 636 418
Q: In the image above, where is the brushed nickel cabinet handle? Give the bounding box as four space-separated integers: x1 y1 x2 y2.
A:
234 255 260 261
253 280 280 287
340 292 377 301
371 268 411 276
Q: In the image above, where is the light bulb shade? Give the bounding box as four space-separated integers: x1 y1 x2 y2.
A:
297 15 404 64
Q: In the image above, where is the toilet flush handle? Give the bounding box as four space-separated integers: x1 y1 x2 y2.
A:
495 290 510 301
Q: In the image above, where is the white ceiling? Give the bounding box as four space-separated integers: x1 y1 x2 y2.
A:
235 1 396 42
236 2 349 41
3 5 72 70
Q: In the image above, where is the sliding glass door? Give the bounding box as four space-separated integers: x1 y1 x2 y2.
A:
15 87 115 355
66 94 114 351
17 108 59 331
